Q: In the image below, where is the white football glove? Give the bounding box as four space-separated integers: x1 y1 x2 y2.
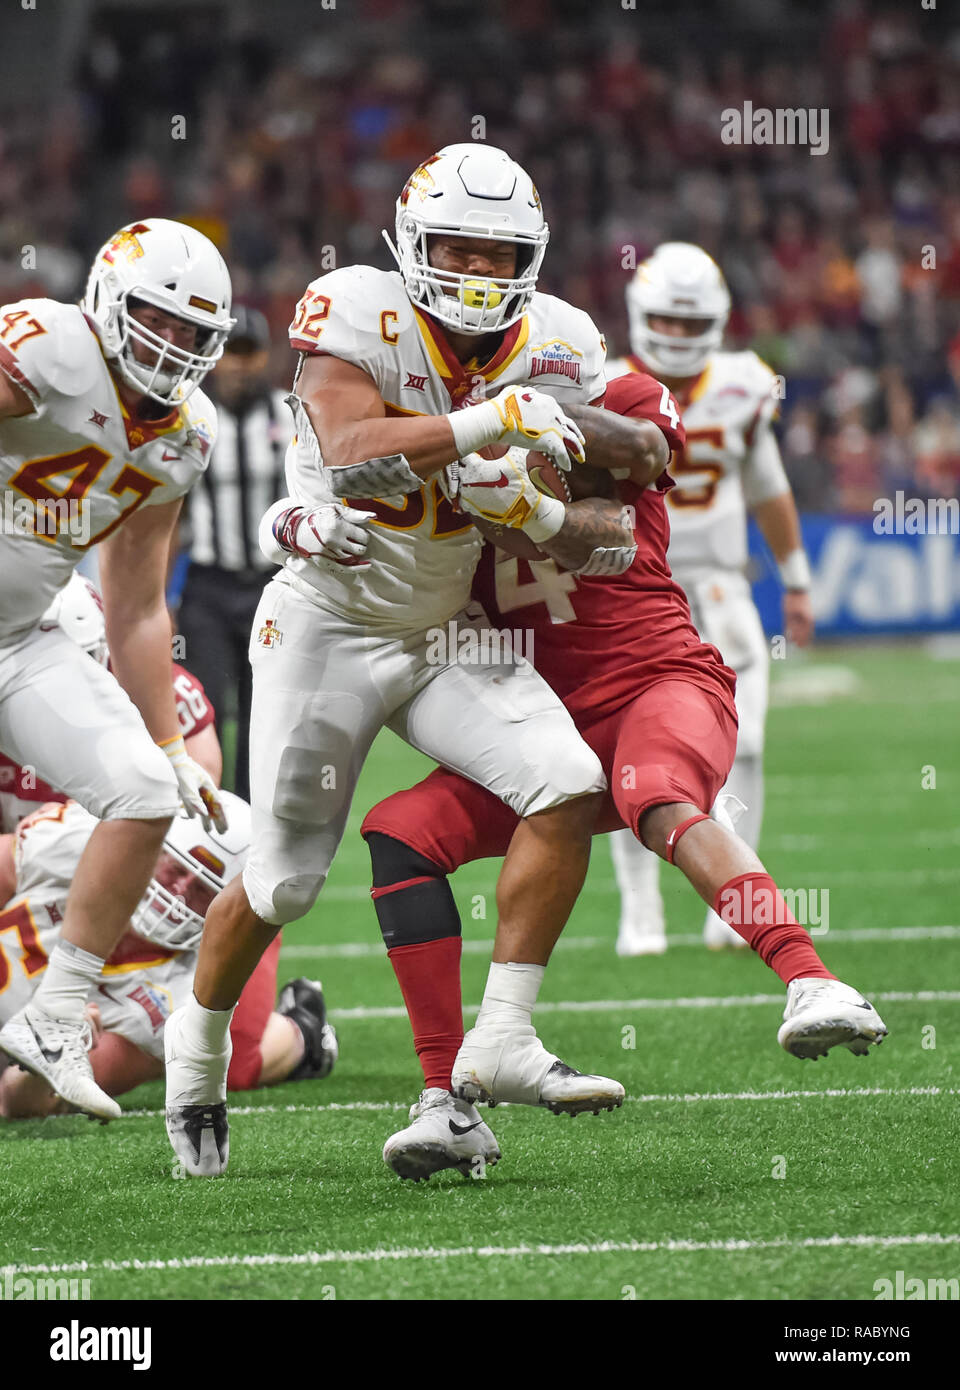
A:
261 499 375 569
446 386 586 474
487 385 586 472
448 449 567 542
159 734 228 833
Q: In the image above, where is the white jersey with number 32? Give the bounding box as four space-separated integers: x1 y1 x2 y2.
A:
0 299 217 645
282 266 606 630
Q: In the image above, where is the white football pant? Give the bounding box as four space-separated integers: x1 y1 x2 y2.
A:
0 624 180 825
243 576 605 925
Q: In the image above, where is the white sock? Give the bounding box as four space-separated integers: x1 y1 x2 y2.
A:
475 962 545 1031
33 941 105 1022
180 993 235 1053
610 828 665 934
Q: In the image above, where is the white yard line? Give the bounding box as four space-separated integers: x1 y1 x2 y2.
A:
280 923 960 960
118 1084 959 1122
5 1232 959 1278
325 987 960 1021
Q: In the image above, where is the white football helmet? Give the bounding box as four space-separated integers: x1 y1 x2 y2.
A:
388 143 548 335
83 218 234 406
39 573 108 666
626 242 731 378
130 790 251 952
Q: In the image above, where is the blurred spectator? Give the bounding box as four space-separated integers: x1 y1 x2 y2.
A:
1 0 958 508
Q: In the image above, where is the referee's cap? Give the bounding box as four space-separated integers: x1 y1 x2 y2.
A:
227 305 271 352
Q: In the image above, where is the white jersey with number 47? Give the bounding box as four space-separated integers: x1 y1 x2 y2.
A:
282 265 606 631
0 299 217 646
606 349 786 579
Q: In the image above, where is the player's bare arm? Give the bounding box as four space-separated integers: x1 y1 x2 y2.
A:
298 354 460 480
751 490 814 646
98 498 186 744
0 834 15 905
0 371 32 420
185 723 223 784
297 353 585 485
567 403 670 486
538 496 636 572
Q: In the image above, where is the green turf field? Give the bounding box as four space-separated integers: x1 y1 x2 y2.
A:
2 644 959 1301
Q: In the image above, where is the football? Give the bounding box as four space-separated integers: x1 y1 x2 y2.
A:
469 447 571 560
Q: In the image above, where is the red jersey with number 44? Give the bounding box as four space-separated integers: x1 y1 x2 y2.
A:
471 372 737 723
0 662 215 832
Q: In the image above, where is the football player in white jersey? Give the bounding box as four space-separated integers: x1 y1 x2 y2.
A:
0 793 338 1118
606 242 814 954
164 143 671 1177
0 219 234 1119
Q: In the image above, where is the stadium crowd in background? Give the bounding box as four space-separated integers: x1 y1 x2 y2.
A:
0 0 957 513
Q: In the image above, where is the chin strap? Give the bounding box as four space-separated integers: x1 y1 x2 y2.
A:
381 228 402 269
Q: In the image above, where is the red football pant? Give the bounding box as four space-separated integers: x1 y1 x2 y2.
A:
362 679 738 869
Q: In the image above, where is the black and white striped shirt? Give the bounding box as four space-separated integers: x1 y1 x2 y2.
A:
188 389 293 572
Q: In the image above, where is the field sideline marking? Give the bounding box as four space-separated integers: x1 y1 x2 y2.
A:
281 923 960 960
4 1232 959 1278
319 988 960 1022
118 1085 960 1121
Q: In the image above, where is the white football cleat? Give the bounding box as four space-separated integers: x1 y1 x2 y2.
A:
452 1023 625 1116
616 921 667 957
703 908 749 950
383 1088 502 1182
0 1003 121 1121
163 1006 231 1177
778 977 888 1060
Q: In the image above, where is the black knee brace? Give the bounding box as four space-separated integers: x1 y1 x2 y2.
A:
362 831 462 949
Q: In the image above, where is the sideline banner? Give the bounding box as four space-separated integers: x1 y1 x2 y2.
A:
749 515 960 636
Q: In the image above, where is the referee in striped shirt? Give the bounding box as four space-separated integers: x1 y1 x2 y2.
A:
177 307 293 799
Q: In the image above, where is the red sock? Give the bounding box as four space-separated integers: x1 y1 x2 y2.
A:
387 938 464 1091
713 873 836 986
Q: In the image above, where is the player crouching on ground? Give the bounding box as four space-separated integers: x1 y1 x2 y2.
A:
0 793 337 1119
361 373 887 1182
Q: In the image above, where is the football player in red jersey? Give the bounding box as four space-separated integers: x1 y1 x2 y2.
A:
361 371 889 1181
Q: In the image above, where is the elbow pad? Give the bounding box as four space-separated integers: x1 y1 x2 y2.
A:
575 542 638 577
324 452 421 497
284 390 421 497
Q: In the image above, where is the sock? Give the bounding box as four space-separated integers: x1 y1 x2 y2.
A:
180 992 236 1054
713 874 836 985
475 961 545 1032
610 828 665 935
388 939 464 1090
33 941 105 1022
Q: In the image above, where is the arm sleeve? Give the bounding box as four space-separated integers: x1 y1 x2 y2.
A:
742 420 791 508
